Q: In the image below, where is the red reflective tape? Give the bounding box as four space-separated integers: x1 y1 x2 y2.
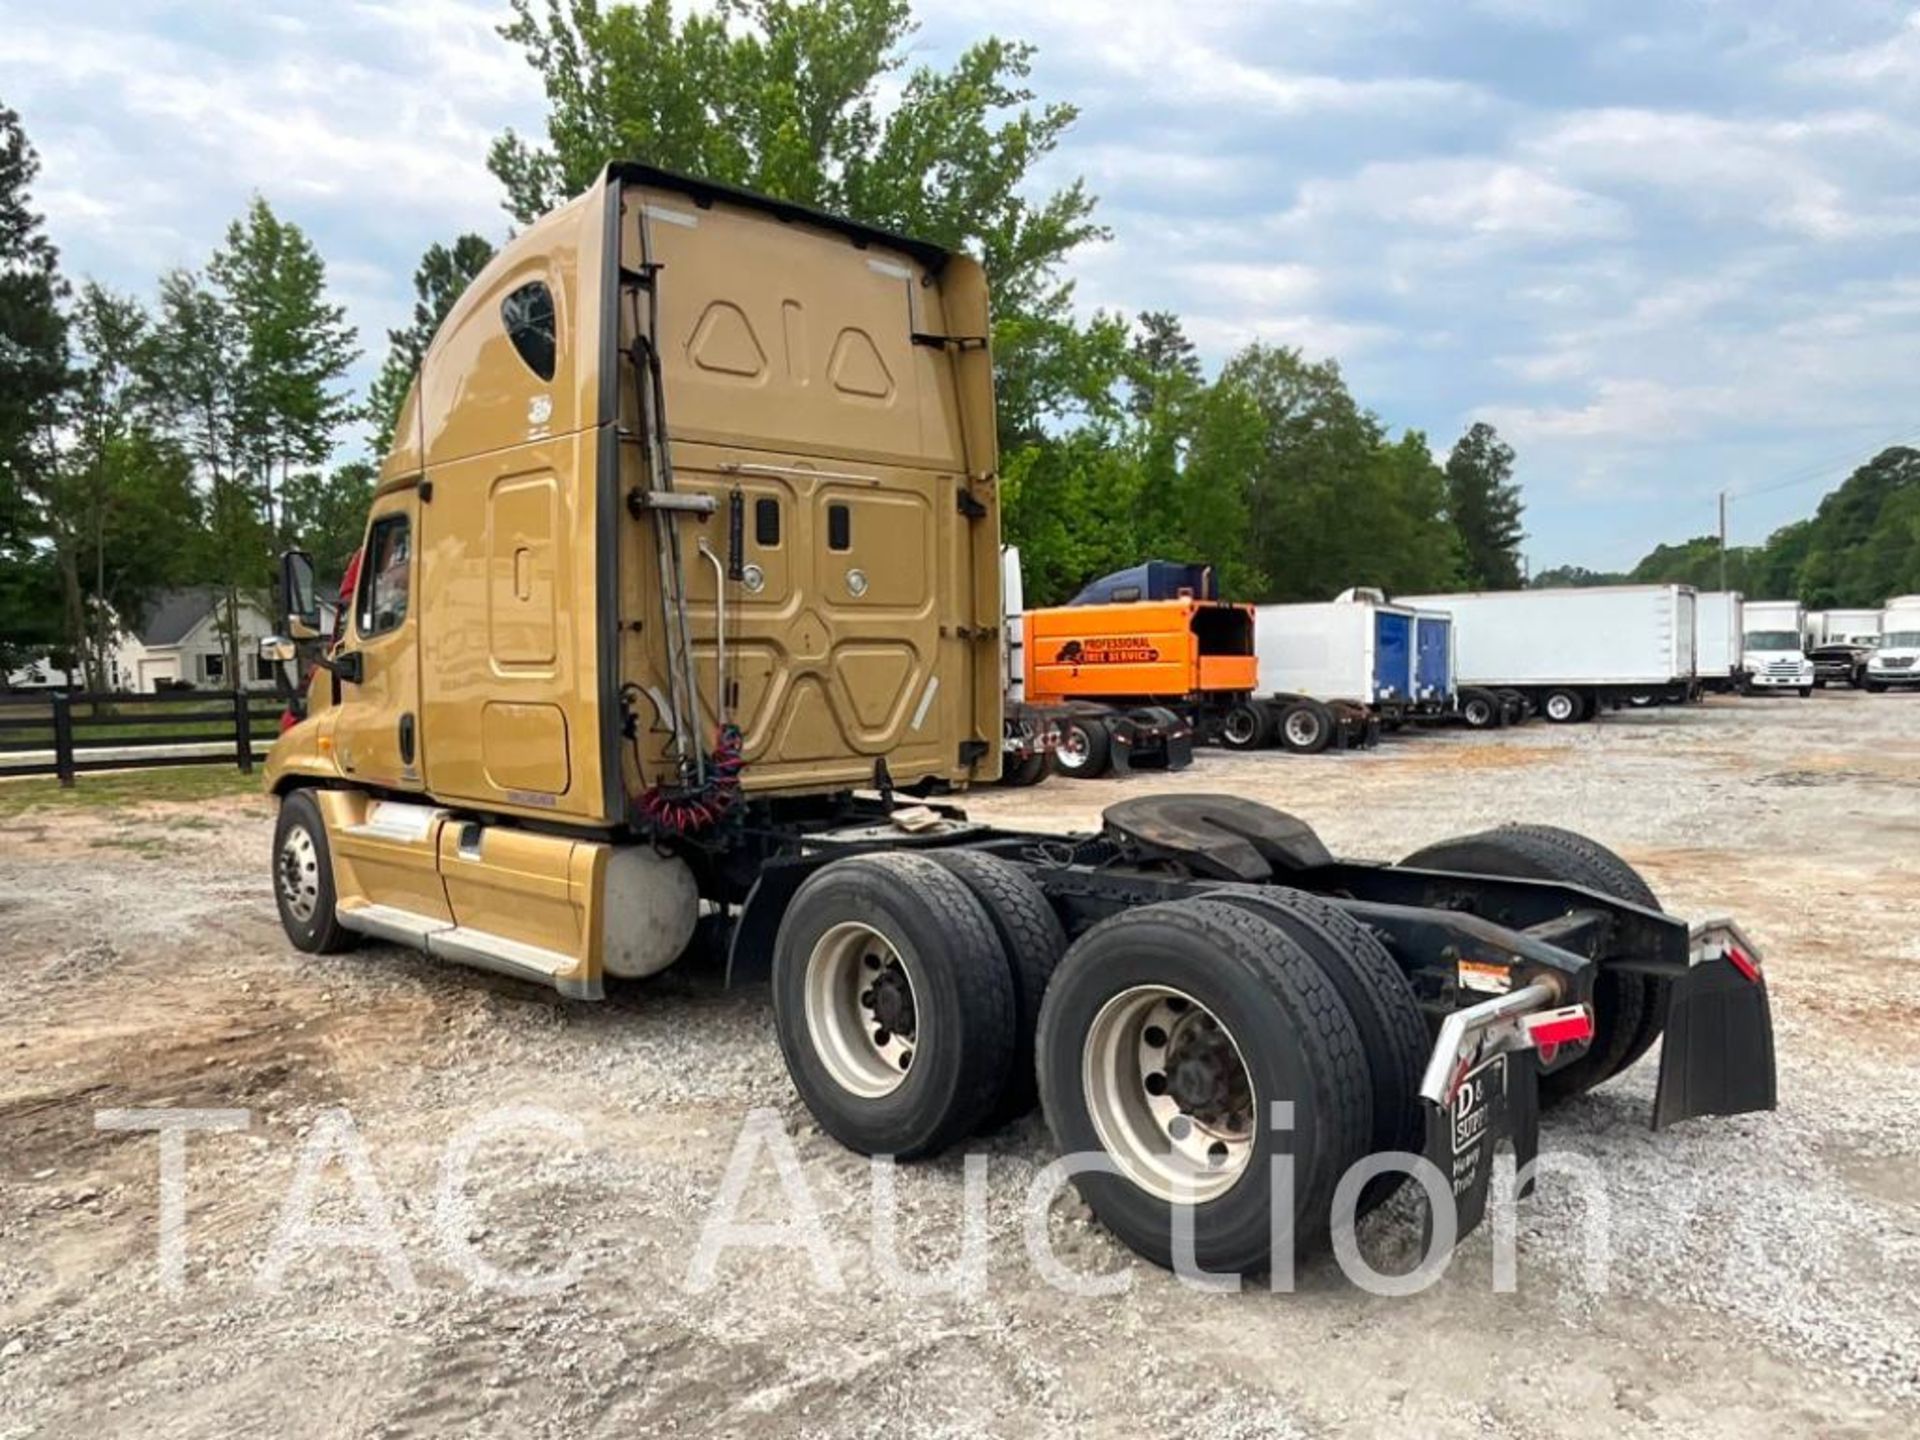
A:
1725 945 1761 983
1529 1016 1592 1047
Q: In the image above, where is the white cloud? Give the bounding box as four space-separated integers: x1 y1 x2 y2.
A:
1282 157 1629 241
1524 106 1920 240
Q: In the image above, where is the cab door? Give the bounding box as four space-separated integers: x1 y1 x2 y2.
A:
332 487 425 790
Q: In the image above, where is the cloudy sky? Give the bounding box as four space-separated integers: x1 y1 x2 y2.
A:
6 1 1919 572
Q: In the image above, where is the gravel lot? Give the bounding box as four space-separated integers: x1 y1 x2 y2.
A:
2 691 1917 1438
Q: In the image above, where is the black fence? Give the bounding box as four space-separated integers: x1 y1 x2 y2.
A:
0 689 286 785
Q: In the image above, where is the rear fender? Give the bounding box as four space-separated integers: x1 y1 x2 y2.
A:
724 860 818 987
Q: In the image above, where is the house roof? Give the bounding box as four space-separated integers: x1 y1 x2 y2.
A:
137 588 220 646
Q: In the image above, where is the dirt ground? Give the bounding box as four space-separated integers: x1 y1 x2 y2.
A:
2 691 1918 1439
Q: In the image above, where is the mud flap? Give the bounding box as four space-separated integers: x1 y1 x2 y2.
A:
1422 1051 1540 1249
1163 728 1195 771
1652 956 1777 1130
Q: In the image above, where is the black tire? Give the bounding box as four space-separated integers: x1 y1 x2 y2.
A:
772 853 1017 1159
1541 688 1587 724
1036 898 1370 1273
1798 686 1813 698
1217 700 1272 752
1399 824 1665 1103
1275 699 1334 754
1812 678 1826 690
1053 717 1112 779
1866 681 1887 693
272 790 358 955
925 850 1068 1127
1001 750 1051 787
1460 690 1499 730
1205 888 1425 1213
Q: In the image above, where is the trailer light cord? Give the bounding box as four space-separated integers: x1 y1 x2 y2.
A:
639 724 746 836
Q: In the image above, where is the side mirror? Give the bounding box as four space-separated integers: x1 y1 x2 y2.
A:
258 636 298 665
280 549 320 640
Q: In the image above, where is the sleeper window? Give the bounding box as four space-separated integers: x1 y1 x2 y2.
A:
502 280 557 382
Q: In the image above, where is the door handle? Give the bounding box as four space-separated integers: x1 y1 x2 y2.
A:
399 712 416 766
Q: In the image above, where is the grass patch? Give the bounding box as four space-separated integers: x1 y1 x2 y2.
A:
0 766 265 818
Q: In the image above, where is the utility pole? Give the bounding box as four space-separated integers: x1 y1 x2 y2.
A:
1718 489 1729 592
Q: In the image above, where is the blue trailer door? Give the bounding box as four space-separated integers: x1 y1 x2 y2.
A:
1415 615 1452 702
1374 610 1413 702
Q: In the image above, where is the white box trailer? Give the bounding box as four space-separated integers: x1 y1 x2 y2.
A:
1695 591 1744 691
1393 584 1699 724
1815 608 1884 646
1253 593 1430 718
1739 599 1814 695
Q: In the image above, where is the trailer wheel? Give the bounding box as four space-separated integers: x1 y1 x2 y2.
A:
1275 699 1334 754
1204 888 1425 1213
1460 690 1499 729
772 853 1016 1158
1054 718 1112 779
925 851 1068 1126
1037 898 1369 1273
1541 688 1587 724
1001 751 1051 787
1218 701 1271 752
1398 824 1665 1103
272 790 358 955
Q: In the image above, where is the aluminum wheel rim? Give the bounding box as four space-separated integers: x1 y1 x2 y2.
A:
1083 984 1256 1204
1284 709 1322 748
1547 694 1575 721
1466 698 1491 725
1223 709 1259 746
804 921 918 1099
1056 726 1091 770
278 825 320 923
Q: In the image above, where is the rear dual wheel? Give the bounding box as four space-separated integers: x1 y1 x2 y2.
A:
1542 688 1589 724
1001 750 1051 787
1460 689 1501 730
771 850 1066 1158
1218 701 1272 752
1053 718 1112 779
1276 699 1334 754
1399 823 1666 1103
1037 889 1423 1274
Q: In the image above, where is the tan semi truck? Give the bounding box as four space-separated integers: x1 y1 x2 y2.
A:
264 164 1776 1274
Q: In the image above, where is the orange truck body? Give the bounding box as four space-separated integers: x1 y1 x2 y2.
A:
1024 600 1259 704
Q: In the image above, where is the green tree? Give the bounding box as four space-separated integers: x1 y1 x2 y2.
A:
1217 344 1389 601
1444 421 1525 589
283 460 376 577
1532 564 1627 589
491 0 1104 452
209 197 359 540
147 267 264 687
367 234 497 457
0 102 71 674
38 284 200 689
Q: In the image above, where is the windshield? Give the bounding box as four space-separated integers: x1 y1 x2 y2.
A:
1745 631 1801 651
1883 630 1920 648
